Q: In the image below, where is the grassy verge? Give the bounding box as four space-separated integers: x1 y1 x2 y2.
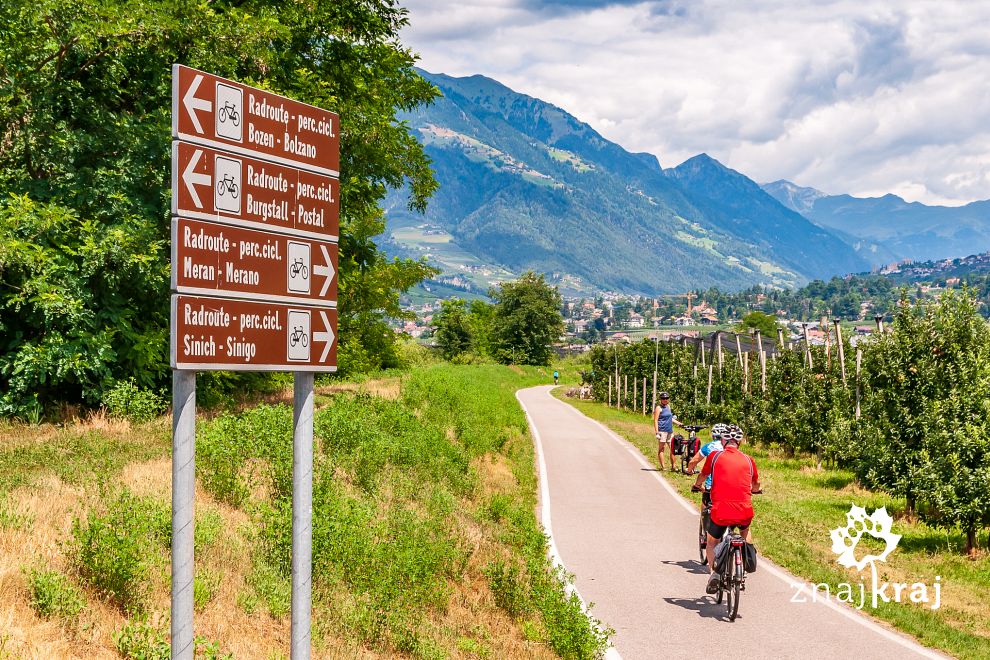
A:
0 365 611 659
553 389 990 660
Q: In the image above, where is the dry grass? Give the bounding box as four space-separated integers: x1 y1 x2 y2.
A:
316 376 403 402
0 475 125 659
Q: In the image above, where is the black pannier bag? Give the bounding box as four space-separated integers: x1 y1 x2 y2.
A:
713 535 732 572
743 543 758 573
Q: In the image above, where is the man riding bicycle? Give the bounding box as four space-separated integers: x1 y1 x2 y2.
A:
693 425 760 594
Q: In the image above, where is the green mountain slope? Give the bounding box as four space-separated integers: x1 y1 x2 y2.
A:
667 155 868 280
385 71 870 294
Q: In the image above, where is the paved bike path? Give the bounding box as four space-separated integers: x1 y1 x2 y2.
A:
517 386 946 660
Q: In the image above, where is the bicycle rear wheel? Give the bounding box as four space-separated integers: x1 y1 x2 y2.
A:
728 550 742 621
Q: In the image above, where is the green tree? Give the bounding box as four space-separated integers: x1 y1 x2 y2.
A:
857 289 990 553
466 299 495 357
488 272 564 366
735 311 779 339
432 300 472 360
0 0 438 414
906 291 990 554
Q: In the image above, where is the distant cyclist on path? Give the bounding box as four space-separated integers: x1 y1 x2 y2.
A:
693 426 760 594
652 392 685 471
553 370 559 385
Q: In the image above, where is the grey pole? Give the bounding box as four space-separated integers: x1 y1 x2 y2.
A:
171 370 196 660
291 372 315 659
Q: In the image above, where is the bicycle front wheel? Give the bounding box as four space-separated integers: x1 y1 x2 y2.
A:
698 515 707 563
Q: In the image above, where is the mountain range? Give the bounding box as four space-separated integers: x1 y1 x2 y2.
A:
762 180 990 265
384 70 990 296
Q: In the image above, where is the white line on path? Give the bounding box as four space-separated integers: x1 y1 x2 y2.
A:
540 388 947 660
516 390 623 660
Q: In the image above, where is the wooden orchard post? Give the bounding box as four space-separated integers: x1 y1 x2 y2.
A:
735 334 744 369
608 376 612 407
633 377 637 413
759 348 767 393
802 323 813 370
834 319 847 386
706 364 714 404
642 377 647 415
624 374 628 409
717 332 724 372
743 351 749 394
855 349 862 419
776 327 785 347
700 341 706 367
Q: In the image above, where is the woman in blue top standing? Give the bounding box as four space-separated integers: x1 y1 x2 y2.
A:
652 392 685 472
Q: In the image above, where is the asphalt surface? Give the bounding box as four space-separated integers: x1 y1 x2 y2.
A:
517 386 947 660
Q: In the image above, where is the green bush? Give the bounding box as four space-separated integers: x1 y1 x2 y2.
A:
533 564 613 660
194 569 221 611
26 568 84 619
71 489 153 612
114 620 170 660
484 560 528 616
102 379 166 422
145 498 223 554
0 498 33 530
196 404 293 506
396 338 438 368
115 619 233 660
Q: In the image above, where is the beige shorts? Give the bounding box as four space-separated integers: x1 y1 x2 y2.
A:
656 431 674 445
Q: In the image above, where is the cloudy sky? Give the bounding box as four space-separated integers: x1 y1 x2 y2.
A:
401 0 990 206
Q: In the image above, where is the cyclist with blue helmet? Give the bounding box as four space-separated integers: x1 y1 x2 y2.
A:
689 423 727 486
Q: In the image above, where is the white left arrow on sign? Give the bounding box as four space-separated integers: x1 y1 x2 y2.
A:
183 74 212 134
314 245 336 297
314 311 335 363
182 149 212 209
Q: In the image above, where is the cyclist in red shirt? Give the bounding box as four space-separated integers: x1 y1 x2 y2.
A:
693 426 760 594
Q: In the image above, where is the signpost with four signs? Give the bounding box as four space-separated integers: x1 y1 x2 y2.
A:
170 64 337 659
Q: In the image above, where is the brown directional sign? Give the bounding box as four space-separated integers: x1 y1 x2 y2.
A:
171 141 339 240
171 295 337 371
172 64 339 176
172 218 338 306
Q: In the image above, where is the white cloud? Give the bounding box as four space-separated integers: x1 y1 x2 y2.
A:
402 0 990 206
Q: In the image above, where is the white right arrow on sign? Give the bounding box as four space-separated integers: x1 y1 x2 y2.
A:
182 148 211 209
314 245 336 297
183 74 212 134
314 311 335 363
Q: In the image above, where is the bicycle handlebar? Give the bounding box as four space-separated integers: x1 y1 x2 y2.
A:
682 424 707 432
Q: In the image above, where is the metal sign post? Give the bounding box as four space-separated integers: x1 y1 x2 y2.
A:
169 64 339 659
171 370 196 658
291 372 314 658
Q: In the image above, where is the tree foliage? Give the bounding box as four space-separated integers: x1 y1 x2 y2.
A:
432 300 473 360
0 0 438 415
735 311 779 339
488 272 564 366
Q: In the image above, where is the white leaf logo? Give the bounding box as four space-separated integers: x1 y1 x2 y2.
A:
829 505 901 571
